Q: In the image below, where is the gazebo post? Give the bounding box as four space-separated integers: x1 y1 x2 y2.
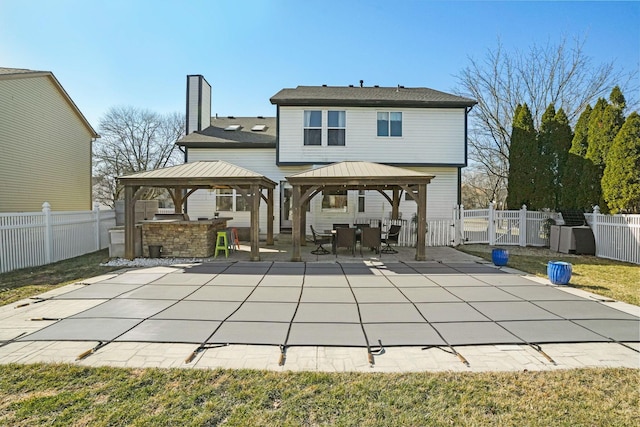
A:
250 184 261 261
124 185 139 260
291 185 302 261
266 187 274 245
300 197 307 246
392 188 401 219
415 183 427 261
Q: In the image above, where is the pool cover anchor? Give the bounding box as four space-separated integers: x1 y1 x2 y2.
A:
15 297 52 309
422 345 470 367
367 339 385 365
528 343 556 365
185 343 229 364
76 341 108 361
278 345 287 366
0 332 27 349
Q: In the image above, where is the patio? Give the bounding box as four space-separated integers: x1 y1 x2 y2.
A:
1 248 638 372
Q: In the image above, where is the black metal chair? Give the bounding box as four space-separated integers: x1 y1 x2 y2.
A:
310 225 331 255
335 227 356 257
360 227 381 255
381 225 401 254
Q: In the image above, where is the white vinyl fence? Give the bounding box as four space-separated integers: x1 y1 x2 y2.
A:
0 202 116 274
379 204 638 265
451 204 638 265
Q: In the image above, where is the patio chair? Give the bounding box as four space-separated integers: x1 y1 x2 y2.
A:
335 227 356 257
310 225 331 255
360 227 381 255
354 222 370 244
381 225 401 254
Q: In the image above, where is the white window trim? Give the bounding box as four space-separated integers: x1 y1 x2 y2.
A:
376 111 403 138
303 110 347 147
215 189 249 212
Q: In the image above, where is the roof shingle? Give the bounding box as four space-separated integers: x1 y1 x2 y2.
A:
270 85 476 108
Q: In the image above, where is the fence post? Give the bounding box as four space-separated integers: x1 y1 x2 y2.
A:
94 203 101 251
452 205 459 246
592 205 600 256
519 204 527 247
459 204 465 245
42 202 53 264
488 202 496 245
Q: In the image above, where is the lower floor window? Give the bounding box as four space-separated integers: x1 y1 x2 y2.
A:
322 189 348 211
216 189 250 212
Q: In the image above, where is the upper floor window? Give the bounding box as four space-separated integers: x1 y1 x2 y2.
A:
377 112 402 137
304 110 322 145
328 110 346 146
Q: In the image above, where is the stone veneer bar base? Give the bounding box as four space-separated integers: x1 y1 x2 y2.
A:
141 219 230 258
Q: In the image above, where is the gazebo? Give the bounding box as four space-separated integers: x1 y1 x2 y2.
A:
286 161 435 261
117 161 276 261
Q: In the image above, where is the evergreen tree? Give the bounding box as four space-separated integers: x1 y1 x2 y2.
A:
585 97 609 166
602 112 640 213
569 105 592 157
551 108 573 210
506 104 537 209
586 87 627 212
532 104 557 209
561 105 593 209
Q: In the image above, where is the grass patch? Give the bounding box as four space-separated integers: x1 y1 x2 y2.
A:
0 249 122 306
0 364 638 426
458 245 640 306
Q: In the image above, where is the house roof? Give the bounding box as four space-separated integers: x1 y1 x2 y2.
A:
177 116 276 148
286 161 434 186
270 85 476 108
0 67 99 138
118 160 276 188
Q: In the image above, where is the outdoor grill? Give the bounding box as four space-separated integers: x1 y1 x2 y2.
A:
550 210 596 255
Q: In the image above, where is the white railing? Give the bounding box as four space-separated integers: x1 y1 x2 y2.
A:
0 202 116 274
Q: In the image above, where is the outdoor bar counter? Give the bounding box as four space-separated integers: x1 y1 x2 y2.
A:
141 217 232 257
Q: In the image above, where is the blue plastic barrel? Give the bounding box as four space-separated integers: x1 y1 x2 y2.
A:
491 248 509 266
547 261 572 285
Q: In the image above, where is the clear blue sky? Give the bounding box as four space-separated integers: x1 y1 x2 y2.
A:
1 0 638 128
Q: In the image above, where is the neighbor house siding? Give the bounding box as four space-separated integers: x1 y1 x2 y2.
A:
277 106 466 165
0 75 93 212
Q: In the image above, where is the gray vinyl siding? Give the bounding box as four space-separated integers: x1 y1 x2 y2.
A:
0 76 93 212
277 106 466 165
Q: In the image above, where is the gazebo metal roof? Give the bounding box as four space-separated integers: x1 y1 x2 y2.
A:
285 161 435 261
118 161 276 261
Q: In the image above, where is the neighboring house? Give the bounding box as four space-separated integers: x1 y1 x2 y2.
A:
177 75 476 235
0 67 98 212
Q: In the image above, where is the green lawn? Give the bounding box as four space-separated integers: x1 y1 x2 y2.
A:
458 244 640 306
0 364 638 426
0 249 122 306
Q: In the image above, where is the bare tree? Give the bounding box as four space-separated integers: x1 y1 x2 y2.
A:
461 166 507 209
93 106 185 208
456 35 637 207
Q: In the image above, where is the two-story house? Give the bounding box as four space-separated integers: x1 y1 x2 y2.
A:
177 75 476 237
0 67 98 212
